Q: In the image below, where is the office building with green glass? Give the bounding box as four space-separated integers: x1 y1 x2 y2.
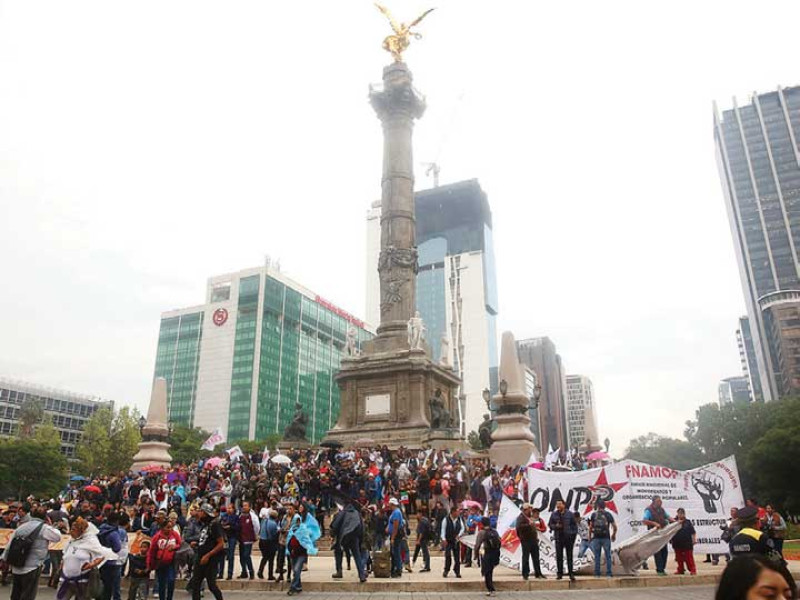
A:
153 265 373 443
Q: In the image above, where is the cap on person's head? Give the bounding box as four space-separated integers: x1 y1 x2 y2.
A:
737 506 758 521
200 503 216 517
388 497 399 507
522 503 532 511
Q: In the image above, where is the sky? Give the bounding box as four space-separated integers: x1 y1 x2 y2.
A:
2 0 799 456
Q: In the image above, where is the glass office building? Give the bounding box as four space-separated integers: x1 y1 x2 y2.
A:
0 378 113 457
366 179 499 435
715 87 800 400
154 265 373 443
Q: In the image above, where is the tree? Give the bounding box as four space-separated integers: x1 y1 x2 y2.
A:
17 397 44 438
0 436 67 500
625 433 705 470
168 424 212 466
263 433 282 452
107 406 142 474
34 415 63 447
747 425 800 513
75 405 141 475
76 406 113 475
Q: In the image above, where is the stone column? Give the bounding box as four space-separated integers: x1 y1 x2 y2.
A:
370 61 425 347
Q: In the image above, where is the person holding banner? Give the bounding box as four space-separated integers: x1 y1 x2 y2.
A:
642 496 672 576
548 500 577 581
515 504 545 580
588 499 617 578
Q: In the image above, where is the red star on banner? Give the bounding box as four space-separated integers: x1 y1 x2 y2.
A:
585 468 629 515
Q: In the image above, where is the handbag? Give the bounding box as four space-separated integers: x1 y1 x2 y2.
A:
87 568 104 600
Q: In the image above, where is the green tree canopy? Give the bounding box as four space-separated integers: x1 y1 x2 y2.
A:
0 434 68 500
168 424 212 465
624 433 705 470
17 397 45 438
75 405 141 475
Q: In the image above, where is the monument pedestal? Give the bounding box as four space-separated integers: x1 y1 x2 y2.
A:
277 440 311 452
326 348 461 449
131 377 173 471
489 412 536 467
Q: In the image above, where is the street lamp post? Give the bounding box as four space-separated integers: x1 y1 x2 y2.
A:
138 415 147 434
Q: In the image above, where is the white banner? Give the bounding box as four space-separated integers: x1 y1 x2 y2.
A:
526 456 743 554
226 445 243 462
201 427 225 451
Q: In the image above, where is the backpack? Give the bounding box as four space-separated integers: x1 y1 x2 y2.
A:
5 522 45 568
592 511 610 538
484 528 501 552
433 481 443 495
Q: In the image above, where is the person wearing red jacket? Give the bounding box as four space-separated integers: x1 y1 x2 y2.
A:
147 520 182 600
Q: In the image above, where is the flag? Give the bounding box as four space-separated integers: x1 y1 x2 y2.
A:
261 447 270 466
227 445 243 462
201 428 225 451
544 445 560 470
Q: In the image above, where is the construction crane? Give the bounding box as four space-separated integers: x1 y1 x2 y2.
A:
420 91 465 189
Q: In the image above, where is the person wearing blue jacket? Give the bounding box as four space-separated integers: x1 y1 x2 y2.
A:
548 500 578 582
97 512 123 600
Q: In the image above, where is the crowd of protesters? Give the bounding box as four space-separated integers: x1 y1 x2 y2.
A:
0 445 796 600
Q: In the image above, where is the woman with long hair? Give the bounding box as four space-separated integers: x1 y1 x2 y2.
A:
285 502 320 596
715 555 797 600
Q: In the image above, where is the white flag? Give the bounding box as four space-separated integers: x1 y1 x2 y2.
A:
227 445 243 462
201 427 225 451
544 445 560 470
261 447 270 466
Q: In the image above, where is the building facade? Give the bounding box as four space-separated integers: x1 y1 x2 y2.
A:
565 375 601 451
154 265 373 444
714 87 800 401
517 337 569 452
0 378 113 458
736 316 761 402
718 376 752 405
365 179 499 435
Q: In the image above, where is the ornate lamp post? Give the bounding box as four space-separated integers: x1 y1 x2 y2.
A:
138 415 147 435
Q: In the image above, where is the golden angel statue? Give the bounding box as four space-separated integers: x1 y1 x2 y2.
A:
375 3 435 62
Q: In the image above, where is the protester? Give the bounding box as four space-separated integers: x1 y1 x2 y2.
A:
440 505 463 579
549 499 577 581
671 508 697 576
515 504 545 580
715 555 797 600
218 504 239 580
188 504 225 600
330 501 366 583
97 511 123 600
285 502 320 596
0 503 62 600
575 512 591 560
642 495 672 575
761 504 787 557
257 509 279 580
58 518 118 600
474 517 501 597
236 501 259 580
147 516 182 600
412 510 432 573
588 499 617 578
386 498 405 578
128 539 151 600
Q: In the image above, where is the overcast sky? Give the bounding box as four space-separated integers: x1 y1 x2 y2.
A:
2 0 799 455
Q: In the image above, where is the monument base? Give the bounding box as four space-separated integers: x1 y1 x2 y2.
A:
131 440 172 472
324 347 463 450
278 440 311 452
489 411 538 467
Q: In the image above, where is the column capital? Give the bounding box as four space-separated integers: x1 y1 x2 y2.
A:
370 62 426 121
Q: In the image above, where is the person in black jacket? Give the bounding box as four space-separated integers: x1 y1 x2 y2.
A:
548 500 577 581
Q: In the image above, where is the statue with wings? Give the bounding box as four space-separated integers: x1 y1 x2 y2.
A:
375 3 435 62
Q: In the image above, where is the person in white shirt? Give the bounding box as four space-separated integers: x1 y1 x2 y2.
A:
57 518 118 600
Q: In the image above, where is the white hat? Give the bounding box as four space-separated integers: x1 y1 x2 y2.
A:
388 497 399 506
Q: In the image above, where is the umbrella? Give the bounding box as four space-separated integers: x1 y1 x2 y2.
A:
83 485 101 494
528 462 545 470
319 440 343 449
270 454 292 465
204 457 223 470
70 475 88 482
139 464 166 474
460 500 482 510
586 451 610 461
